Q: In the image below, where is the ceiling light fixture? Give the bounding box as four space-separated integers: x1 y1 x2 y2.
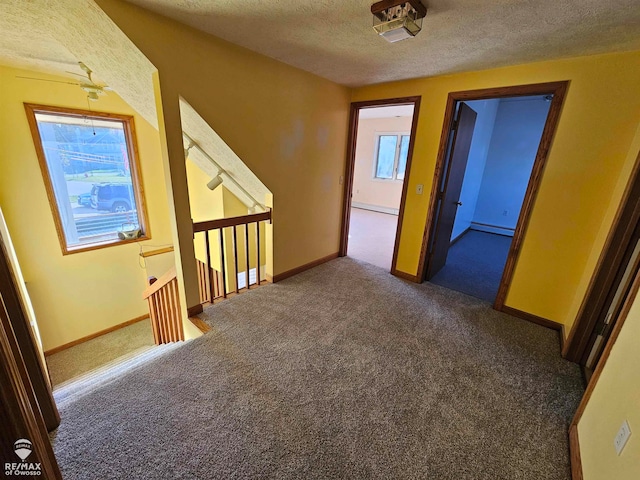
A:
371 0 427 43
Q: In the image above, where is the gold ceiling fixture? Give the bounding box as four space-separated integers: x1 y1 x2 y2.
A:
371 0 427 43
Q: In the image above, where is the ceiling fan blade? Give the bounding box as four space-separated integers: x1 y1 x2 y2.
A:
16 76 80 86
78 61 92 73
65 71 91 79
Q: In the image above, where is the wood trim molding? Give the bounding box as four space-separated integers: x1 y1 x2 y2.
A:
192 210 271 233
270 253 339 283
339 96 422 281
500 305 563 331
187 304 204 317
0 295 63 478
563 149 640 361
23 103 152 256
0 237 60 432
188 316 211 334
44 314 148 356
391 269 421 283
569 424 583 480
418 82 569 309
570 265 640 431
501 306 564 351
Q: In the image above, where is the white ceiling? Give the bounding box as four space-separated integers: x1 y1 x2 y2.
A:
123 0 640 87
359 105 415 119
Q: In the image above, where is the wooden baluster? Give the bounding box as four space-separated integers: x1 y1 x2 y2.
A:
167 281 176 342
205 231 214 303
233 225 239 294
245 223 250 289
171 279 181 342
148 298 159 345
256 221 261 285
219 228 227 298
158 288 171 343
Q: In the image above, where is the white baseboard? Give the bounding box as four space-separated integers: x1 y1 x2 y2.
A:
470 222 515 237
352 202 399 216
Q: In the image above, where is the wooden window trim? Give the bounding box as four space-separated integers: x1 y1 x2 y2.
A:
24 103 151 255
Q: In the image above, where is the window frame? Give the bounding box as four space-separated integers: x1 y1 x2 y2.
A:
24 103 151 255
372 132 411 182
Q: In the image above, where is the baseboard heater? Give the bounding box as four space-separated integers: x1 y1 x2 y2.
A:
470 222 515 237
351 202 399 216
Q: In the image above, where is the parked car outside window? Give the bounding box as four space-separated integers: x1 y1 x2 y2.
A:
90 183 135 213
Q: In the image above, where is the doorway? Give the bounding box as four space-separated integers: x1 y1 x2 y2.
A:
420 82 568 308
564 150 640 379
340 97 421 274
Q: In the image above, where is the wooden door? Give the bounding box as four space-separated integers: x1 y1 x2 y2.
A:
0 235 60 432
565 150 640 363
1 273 62 478
581 218 640 380
426 102 477 279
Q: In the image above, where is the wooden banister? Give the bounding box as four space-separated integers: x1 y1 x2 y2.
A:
142 266 183 344
193 210 270 304
193 210 271 233
142 266 177 299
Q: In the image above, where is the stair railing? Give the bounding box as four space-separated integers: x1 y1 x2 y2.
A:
193 210 271 302
142 266 184 344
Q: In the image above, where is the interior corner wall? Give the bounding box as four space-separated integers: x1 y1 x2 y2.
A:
352 116 413 212
96 0 351 277
451 99 499 240
0 64 173 351
352 50 640 329
472 97 551 233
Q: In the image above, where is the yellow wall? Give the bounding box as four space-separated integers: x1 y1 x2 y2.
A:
187 159 266 290
97 0 351 277
0 64 173 350
578 292 640 479
352 51 640 329
353 117 413 211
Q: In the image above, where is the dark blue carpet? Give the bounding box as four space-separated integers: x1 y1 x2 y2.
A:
430 230 512 303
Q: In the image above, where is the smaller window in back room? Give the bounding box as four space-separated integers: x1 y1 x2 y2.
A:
374 133 410 180
25 104 149 254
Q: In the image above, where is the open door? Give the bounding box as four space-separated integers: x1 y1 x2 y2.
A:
0 209 59 432
425 102 477 279
565 149 640 376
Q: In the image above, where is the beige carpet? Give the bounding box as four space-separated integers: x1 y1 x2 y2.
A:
46 319 155 387
51 258 583 479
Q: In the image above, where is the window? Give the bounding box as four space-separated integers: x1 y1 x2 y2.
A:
374 133 410 181
25 104 149 254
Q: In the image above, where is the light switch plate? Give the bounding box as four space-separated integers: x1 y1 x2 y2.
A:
614 420 632 455
416 184 424 195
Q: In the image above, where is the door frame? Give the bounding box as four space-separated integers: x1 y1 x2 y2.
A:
564 149 640 362
419 81 569 309
339 96 421 278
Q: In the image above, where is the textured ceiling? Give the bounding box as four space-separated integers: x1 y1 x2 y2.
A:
0 0 158 127
0 0 268 211
123 0 640 87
